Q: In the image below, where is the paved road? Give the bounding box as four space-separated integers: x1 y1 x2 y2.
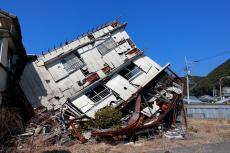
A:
156 142 230 153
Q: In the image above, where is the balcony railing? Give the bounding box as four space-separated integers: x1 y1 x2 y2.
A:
90 88 112 103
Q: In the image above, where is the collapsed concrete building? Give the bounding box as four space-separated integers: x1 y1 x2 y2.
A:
0 9 186 146
19 20 186 141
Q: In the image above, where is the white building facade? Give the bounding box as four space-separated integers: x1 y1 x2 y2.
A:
20 21 174 118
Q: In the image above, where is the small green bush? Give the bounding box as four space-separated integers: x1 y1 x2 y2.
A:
95 106 122 129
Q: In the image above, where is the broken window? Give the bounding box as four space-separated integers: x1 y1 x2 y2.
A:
86 85 111 103
97 38 116 56
119 63 142 80
61 53 85 74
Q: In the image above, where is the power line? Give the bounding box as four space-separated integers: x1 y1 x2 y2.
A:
191 50 230 62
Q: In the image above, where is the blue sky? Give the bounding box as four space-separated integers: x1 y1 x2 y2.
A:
1 0 230 76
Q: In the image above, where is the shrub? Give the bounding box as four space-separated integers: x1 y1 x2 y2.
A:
95 106 122 129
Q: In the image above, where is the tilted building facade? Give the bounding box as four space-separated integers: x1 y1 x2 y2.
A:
20 21 182 118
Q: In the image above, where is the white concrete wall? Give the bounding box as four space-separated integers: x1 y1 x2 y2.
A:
81 48 105 72
20 23 165 113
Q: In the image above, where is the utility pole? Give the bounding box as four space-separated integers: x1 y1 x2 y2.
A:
185 56 190 104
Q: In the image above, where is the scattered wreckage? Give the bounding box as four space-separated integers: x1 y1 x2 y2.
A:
1 9 187 148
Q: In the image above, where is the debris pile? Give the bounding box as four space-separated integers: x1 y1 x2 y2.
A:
13 69 186 151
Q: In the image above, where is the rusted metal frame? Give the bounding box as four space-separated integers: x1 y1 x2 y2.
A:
69 119 88 143
171 97 179 126
91 115 145 138
134 94 141 112
91 95 144 138
128 94 142 125
140 94 179 129
181 99 188 128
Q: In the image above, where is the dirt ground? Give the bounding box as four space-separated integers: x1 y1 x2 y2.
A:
6 118 230 153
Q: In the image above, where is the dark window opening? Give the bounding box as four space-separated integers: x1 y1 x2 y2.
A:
119 63 142 80
86 85 111 103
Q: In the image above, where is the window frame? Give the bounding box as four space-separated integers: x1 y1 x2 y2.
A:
119 63 143 81
61 52 85 74
97 38 117 56
86 85 112 103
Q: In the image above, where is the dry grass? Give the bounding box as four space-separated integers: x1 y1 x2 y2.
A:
13 118 230 153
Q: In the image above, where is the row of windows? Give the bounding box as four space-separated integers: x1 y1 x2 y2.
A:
47 38 132 82
61 38 117 74
86 63 143 103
